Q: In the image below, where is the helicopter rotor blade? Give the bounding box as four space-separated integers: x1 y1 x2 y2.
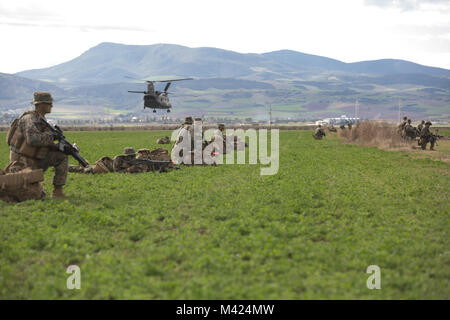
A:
125 76 154 83
127 90 146 94
164 82 171 92
154 78 194 83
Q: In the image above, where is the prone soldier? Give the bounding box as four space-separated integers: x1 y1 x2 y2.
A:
69 156 113 174
113 147 148 173
157 136 170 144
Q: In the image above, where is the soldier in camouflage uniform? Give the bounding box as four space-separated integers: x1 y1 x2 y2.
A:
157 136 170 144
69 156 113 174
7 92 68 198
314 125 326 140
417 120 425 134
172 117 195 163
113 147 148 173
398 116 408 135
419 121 436 150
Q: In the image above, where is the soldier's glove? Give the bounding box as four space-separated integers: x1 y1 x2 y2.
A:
57 141 66 153
72 143 80 153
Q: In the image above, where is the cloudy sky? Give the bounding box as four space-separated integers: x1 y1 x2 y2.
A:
0 0 449 73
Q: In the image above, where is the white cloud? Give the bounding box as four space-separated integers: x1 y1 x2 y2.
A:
0 0 449 73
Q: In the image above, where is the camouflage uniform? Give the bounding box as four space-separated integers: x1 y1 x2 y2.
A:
419 122 435 150
417 121 425 134
113 147 147 173
398 117 408 135
314 126 326 140
172 117 195 162
157 136 170 144
7 93 68 187
69 156 113 174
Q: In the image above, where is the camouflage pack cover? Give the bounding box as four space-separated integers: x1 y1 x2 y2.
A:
92 161 109 174
0 168 45 203
148 148 171 161
99 156 114 172
136 148 152 160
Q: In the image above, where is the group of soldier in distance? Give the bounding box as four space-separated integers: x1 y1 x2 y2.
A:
313 122 352 140
0 92 245 202
313 115 443 151
397 116 442 150
0 91 446 203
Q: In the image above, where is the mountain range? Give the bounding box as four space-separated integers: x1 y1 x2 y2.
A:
1 42 449 120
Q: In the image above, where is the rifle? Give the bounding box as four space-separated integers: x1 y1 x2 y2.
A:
41 119 89 167
128 158 173 173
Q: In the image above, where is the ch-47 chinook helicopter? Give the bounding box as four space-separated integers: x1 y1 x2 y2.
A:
126 76 193 112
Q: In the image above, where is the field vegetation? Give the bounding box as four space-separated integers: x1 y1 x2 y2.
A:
0 130 449 299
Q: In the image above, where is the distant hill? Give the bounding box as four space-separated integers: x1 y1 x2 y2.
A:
16 42 450 86
1 43 449 120
0 73 65 108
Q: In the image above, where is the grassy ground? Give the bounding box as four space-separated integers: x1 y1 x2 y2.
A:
0 130 449 299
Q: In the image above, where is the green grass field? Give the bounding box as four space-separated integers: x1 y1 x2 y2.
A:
0 130 449 299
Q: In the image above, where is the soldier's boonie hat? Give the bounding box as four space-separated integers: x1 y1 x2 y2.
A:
194 117 202 121
183 117 193 125
123 147 136 155
425 121 432 125
218 123 225 129
30 91 53 105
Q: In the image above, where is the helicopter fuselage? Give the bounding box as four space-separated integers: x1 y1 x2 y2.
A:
143 92 172 109
127 77 193 112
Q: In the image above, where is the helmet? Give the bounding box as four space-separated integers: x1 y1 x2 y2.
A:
123 147 136 155
183 117 193 125
425 121 432 126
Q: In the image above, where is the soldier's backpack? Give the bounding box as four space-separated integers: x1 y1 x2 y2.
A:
6 111 35 147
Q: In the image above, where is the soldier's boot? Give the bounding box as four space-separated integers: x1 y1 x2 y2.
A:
52 185 66 198
430 141 435 151
421 142 427 150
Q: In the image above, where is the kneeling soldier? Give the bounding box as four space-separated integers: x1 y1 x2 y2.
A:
6 92 68 198
419 121 436 150
314 125 326 140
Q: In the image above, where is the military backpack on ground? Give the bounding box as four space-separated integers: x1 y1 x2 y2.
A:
0 168 45 203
